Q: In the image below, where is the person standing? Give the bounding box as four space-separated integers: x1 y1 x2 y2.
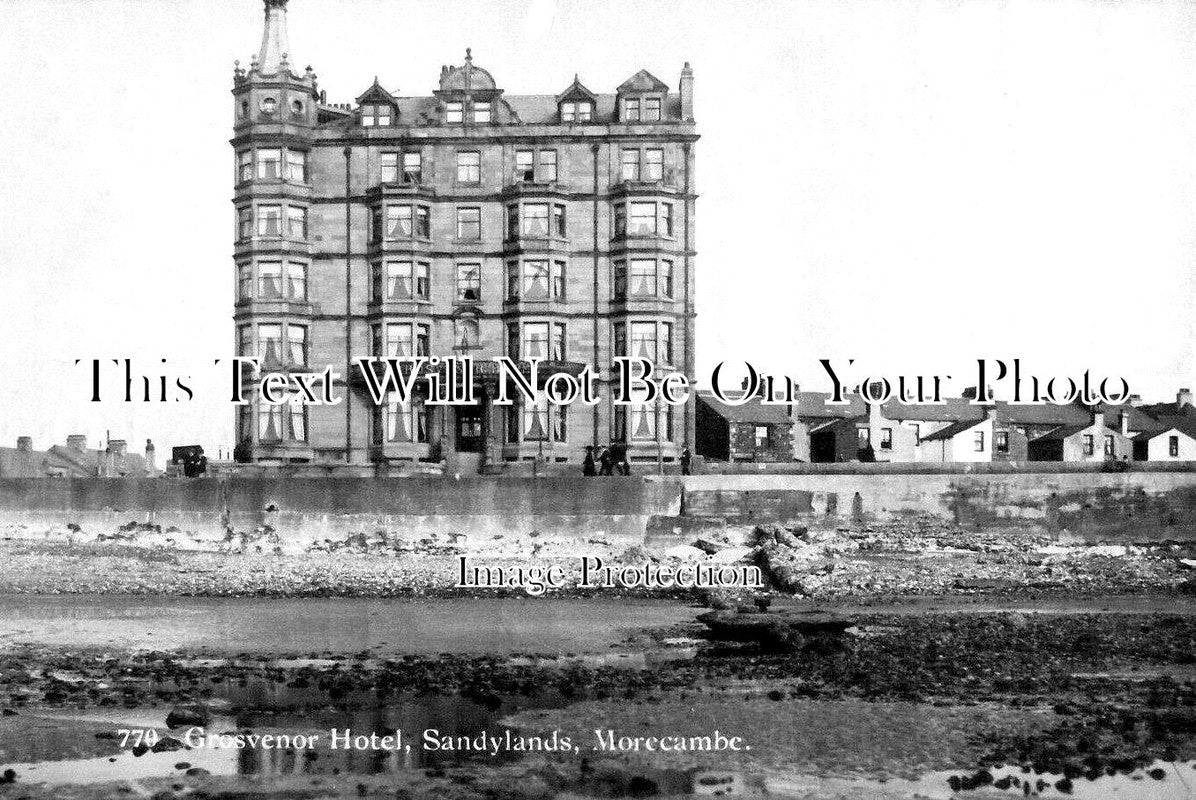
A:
582 446 597 477
598 446 614 476
680 447 692 476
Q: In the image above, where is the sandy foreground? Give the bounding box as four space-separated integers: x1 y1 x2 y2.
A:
0 521 1194 799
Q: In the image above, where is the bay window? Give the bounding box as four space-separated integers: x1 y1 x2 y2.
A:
257 323 283 364
380 398 429 444
386 205 412 238
258 261 284 299
285 150 307 182
258 393 307 443
286 261 307 300
521 323 549 360
375 322 430 358
374 260 430 301
237 150 253 182
257 205 282 237
257 148 281 179
629 202 657 235
238 207 253 240
522 203 549 236
286 206 307 240
522 261 550 300
553 204 566 237
238 264 252 300
287 325 307 365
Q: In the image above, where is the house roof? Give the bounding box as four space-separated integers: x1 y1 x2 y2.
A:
355 78 399 106
1134 427 1196 443
791 391 866 419
1092 403 1167 434
697 393 792 425
617 69 669 93
919 418 983 442
1139 403 1196 439
998 402 1091 427
1031 424 1090 443
881 397 985 423
556 76 597 104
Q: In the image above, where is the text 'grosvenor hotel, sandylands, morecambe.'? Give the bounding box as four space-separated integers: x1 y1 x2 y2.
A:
231 0 698 474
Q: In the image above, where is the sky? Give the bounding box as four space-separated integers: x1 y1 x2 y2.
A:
0 0 1194 457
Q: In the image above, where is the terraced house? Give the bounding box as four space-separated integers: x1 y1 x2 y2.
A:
231 0 697 473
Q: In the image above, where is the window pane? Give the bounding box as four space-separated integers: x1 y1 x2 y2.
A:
380 152 399 183
577 102 592 121
258 206 281 236
457 263 481 301
473 101 491 123
522 261 549 300
522 323 549 360
286 150 306 182
645 149 664 181
457 151 480 182
538 150 557 182
386 262 412 299
257 149 281 179
258 261 283 299
286 207 307 239
286 262 306 300
287 325 307 365
629 202 657 234
516 150 534 181
645 98 661 121
621 149 640 181
522 203 549 236
403 152 422 182
387 205 413 238
445 102 463 123
457 207 481 240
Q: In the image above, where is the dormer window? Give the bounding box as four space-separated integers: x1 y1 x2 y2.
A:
644 98 661 121
473 101 491 123
362 104 392 127
561 101 592 122
624 99 640 122
446 102 464 124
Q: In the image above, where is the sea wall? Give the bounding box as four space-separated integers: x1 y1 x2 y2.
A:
0 469 1194 548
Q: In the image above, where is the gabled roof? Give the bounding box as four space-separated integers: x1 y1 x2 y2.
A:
1092 403 1167 434
919 418 984 442
356 78 399 106
617 69 668 94
697 393 793 425
791 391 867 419
1139 403 1196 439
882 397 985 423
1133 427 1196 442
1031 424 1090 443
999 402 1092 427
556 75 597 104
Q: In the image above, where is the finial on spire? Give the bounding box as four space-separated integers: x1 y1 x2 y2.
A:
256 0 291 75
465 47 473 64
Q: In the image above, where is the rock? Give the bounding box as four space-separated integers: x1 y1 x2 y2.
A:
1179 558 1196 570
1 708 16 716
693 538 724 555
151 736 188 753
710 546 754 564
166 703 210 728
663 544 706 561
184 767 211 777
775 530 804 548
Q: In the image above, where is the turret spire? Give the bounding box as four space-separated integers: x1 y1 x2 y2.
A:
257 0 291 75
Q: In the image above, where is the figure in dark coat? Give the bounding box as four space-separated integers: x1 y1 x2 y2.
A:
680 447 692 476
597 447 614 476
582 446 597 477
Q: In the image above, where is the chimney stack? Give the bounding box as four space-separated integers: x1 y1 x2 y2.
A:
108 439 127 457
1129 393 1142 407
1093 411 1105 431
145 439 157 476
679 62 694 121
16 437 32 452
1120 411 1131 436
1178 388 1193 410
66 434 87 453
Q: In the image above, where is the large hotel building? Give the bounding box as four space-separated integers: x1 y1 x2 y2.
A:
232 0 697 473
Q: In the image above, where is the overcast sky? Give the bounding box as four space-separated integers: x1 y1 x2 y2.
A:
0 0 1194 456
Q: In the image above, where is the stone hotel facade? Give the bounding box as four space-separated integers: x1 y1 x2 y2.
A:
231 0 697 472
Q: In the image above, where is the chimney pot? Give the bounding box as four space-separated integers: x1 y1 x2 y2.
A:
1178 388 1193 410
